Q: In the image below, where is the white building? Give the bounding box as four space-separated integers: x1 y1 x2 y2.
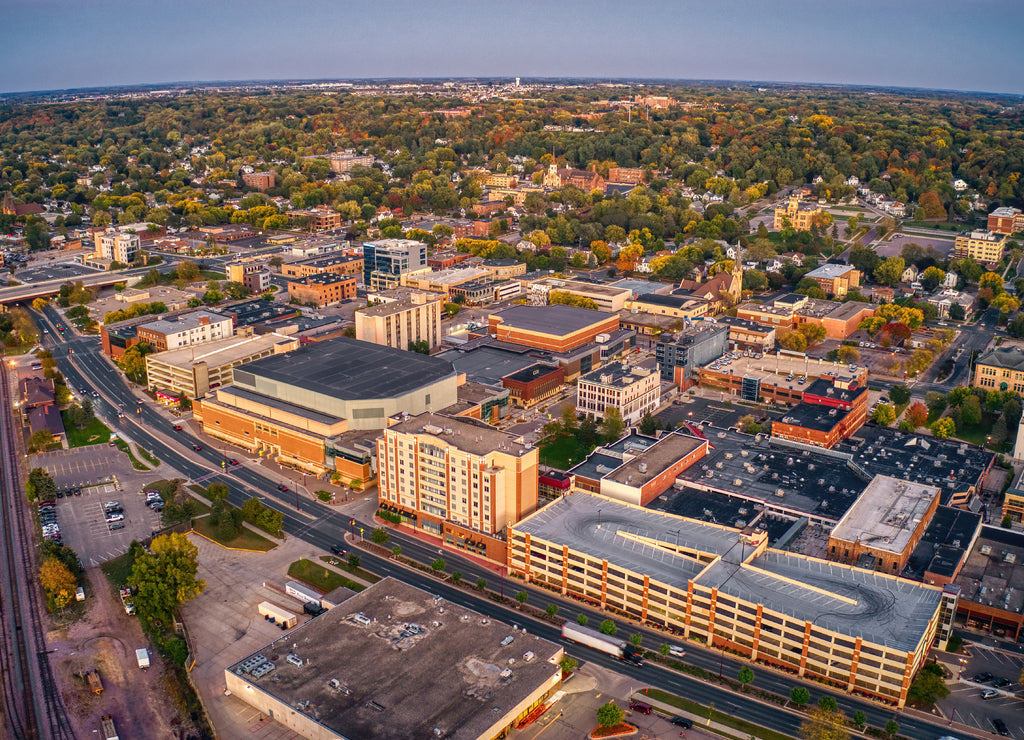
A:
93 229 140 263
576 362 660 425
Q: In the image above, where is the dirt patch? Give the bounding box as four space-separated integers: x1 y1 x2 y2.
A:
44 566 198 738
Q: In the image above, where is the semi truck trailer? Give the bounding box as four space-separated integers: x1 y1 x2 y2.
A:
561 623 643 665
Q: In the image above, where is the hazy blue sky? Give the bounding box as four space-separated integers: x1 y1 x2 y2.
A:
3 0 1023 95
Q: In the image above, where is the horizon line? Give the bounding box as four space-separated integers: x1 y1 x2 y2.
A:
3 76 1023 101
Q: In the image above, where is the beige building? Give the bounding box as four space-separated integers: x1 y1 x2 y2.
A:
400 266 489 297
377 412 539 562
576 362 660 424
93 228 140 263
136 311 234 352
355 291 444 350
773 197 824 231
146 333 298 400
511 493 950 708
974 345 1024 392
528 278 633 312
953 229 1007 267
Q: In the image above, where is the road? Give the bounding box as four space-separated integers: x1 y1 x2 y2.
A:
26 304 973 740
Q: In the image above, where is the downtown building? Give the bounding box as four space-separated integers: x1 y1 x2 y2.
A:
510 492 953 708
377 412 539 563
362 238 427 290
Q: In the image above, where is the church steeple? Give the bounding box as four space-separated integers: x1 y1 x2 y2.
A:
729 245 743 303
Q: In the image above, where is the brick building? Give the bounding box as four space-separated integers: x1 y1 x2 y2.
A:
576 363 659 424
987 206 1024 235
953 229 1007 267
500 363 565 408
828 476 941 576
770 377 868 448
241 171 275 191
280 253 364 279
135 311 234 352
286 273 357 307
487 305 620 353
290 206 343 231
803 264 861 298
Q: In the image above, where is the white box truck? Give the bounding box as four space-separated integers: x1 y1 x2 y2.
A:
136 648 150 670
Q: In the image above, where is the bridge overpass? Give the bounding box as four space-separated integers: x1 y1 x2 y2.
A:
0 264 175 306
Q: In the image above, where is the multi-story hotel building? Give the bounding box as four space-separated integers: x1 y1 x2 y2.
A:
93 228 140 263
377 412 539 562
135 311 233 352
510 492 950 708
953 229 1007 267
974 345 1024 391
241 171 275 191
576 363 659 424
355 291 443 350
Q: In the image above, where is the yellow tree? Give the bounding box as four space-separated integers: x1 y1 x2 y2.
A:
39 557 77 611
32 297 49 311
589 240 611 264
800 708 850 740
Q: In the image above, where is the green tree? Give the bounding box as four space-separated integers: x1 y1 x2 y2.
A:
408 340 430 354
600 407 625 442
392 545 402 557
348 554 360 569
817 696 838 713
27 429 55 452
737 666 755 689
371 527 390 545
546 603 559 617
176 260 200 282
431 558 446 572
873 257 905 286
515 590 528 606
559 655 578 674
906 662 950 705
885 720 899 737
476 577 486 590
790 686 811 707
27 468 57 503
889 385 911 405
127 532 205 624
836 346 859 363
659 643 671 656
853 711 866 727
597 701 625 728
451 571 461 584
961 395 982 427
577 613 589 627
206 482 229 502
599 619 617 636
638 413 660 435
925 391 947 416
629 633 643 647
872 404 896 425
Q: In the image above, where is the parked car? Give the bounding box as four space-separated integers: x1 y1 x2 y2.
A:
981 689 1000 700
992 718 1009 736
991 677 1012 688
971 672 994 683
670 717 693 728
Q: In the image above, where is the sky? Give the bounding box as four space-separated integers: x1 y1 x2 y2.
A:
3 0 1023 95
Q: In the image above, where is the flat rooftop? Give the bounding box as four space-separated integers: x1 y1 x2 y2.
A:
140 310 227 334
806 264 857 279
568 431 660 481
902 505 982 581
440 342 538 383
150 333 295 370
534 278 632 298
579 362 654 389
954 526 1024 615
830 475 940 555
415 267 490 285
227 578 561 740
234 336 457 400
503 362 562 384
388 412 531 457
609 278 673 297
221 299 300 326
604 432 705 487
515 493 943 651
777 401 855 433
490 304 616 336
292 272 355 286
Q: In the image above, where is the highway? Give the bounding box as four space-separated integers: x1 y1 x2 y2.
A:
31 304 967 740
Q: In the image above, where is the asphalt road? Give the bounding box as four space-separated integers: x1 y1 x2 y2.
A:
30 305 974 740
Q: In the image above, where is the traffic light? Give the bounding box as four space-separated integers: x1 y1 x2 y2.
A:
221 461 226 468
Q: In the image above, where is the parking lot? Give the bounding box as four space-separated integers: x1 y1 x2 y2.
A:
51 483 162 567
939 645 1024 738
14 262 101 284
32 446 176 566
37 446 125 488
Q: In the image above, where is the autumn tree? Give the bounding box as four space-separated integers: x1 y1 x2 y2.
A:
905 402 929 429
836 346 859 363
872 404 896 425
799 707 850 740
930 417 956 438
128 532 205 624
918 192 946 220
616 243 644 272
39 557 77 611
797 322 827 347
590 240 611 264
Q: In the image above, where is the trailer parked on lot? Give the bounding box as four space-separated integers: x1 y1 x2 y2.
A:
560 623 643 665
136 647 150 670
258 601 298 629
101 715 119 740
286 580 323 606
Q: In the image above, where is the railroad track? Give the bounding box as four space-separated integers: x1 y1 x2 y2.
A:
0 362 76 739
